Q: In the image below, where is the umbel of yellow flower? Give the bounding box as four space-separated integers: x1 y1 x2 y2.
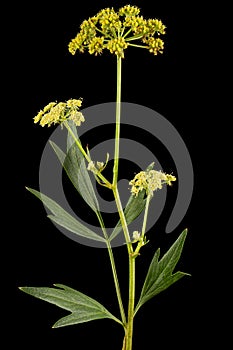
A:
68 5 166 58
129 167 176 196
33 98 84 127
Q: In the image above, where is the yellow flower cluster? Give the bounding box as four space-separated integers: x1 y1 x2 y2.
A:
123 15 147 35
143 37 164 55
33 98 84 127
98 7 121 33
106 37 128 58
147 19 166 35
129 168 176 196
88 37 105 55
68 5 166 58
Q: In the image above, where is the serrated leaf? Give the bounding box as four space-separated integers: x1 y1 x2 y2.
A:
50 127 99 213
135 229 190 314
19 284 122 328
142 271 188 301
26 187 105 243
110 190 146 241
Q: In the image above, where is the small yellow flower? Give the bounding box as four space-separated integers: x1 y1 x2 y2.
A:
119 5 141 17
165 174 177 186
129 166 176 196
33 98 84 127
43 102 57 113
33 110 44 124
67 98 83 108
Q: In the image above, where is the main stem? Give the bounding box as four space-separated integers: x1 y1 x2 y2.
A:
112 189 134 350
125 256 135 350
113 56 122 187
112 56 135 350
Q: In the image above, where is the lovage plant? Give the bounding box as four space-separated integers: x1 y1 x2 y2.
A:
20 5 190 350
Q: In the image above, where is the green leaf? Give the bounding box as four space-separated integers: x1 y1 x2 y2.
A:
19 284 122 328
110 190 146 241
66 120 78 152
135 229 190 314
26 187 105 243
50 132 99 213
53 311 112 328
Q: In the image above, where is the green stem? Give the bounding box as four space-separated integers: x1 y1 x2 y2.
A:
122 335 126 350
125 34 144 42
96 212 126 327
112 188 134 350
113 56 122 187
132 194 152 258
127 43 148 49
106 239 127 327
64 121 90 162
125 256 135 350
95 26 113 39
112 187 132 250
64 121 112 189
141 194 151 238
123 28 132 38
121 26 126 37
111 55 137 350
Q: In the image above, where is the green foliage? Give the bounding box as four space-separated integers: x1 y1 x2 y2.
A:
19 284 122 328
50 122 99 213
110 190 146 241
26 187 105 243
135 229 190 314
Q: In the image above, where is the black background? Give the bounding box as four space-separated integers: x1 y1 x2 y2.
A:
9 0 219 349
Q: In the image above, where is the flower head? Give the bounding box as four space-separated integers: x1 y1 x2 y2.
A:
68 5 166 58
129 165 176 196
33 98 84 127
